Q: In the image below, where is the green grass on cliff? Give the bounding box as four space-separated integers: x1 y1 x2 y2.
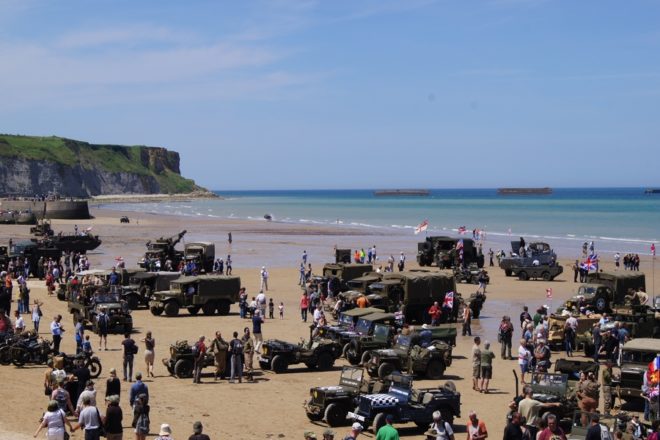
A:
0 134 201 193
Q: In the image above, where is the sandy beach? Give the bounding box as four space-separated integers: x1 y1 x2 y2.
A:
0 206 656 440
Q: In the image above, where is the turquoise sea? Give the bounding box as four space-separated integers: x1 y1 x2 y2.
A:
101 188 659 258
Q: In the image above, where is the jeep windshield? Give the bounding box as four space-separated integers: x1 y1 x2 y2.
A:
338 313 355 328
394 335 412 350
621 349 657 364
95 293 121 304
339 367 364 387
355 318 372 335
577 286 599 295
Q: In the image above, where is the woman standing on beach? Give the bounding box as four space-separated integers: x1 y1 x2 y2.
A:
141 331 155 378
32 299 43 333
34 400 73 440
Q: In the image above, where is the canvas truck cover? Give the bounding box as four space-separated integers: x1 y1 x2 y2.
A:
323 263 373 281
383 271 455 305
585 272 645 302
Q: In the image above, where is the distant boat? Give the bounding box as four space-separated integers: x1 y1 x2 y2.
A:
497 187 552 195
373 189 430 196
644 188 660 194
264 214 273 221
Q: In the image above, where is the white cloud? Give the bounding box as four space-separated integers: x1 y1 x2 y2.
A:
54 25 197 50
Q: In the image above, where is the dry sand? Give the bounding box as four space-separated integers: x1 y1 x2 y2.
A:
1 207 655 440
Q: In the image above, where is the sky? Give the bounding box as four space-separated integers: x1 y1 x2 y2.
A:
1 0 659 190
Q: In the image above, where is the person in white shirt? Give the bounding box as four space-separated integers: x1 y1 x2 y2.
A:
313 305 324 325
518 339 531 384
256 290 267 317
260 266 269 291
14 310 25 333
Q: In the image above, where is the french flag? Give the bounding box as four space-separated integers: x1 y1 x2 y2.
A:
648 354 660 385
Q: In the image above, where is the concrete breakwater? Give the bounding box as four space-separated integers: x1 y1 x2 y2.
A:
0 200 91 219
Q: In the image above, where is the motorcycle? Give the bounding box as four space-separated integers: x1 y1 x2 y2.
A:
59 352 103 379
11 337 52 367
0 333 35 365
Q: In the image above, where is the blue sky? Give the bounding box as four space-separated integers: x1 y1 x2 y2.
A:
1 0 659 190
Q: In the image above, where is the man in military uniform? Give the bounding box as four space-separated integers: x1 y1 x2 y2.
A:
209 331 228 381
577 371 600 412
242 327 255 382
602 361 614 415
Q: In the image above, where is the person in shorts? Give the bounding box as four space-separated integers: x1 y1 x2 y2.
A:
479 341 495 393
472 336 481 391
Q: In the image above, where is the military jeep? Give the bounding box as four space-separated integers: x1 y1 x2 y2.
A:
324 312 397 364
499 241 557 276
348 372 461 432
68 289 133 334
148 275 241 317
364 329 453 380
162 340 215 378
566 411 623 440
515 371 579 432
614 338 660 401
259 326 342 373
304 366 391 426
564 272 645 313
122 271 181 310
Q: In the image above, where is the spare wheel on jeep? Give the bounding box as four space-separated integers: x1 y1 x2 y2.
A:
174 359 193 378
542 271 552 281
594 295 609 312
377 362 395 380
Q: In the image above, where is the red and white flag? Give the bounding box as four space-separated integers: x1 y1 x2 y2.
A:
443 291 454 309
546 288 553 299
414 220 429 235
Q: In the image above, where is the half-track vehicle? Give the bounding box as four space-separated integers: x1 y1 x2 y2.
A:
183 242 215 273
304 366 392 426
259 326 343 373
364 328 454 380
417 236 484 269
162 339 215 378
511 263 563 281
139 230 187 270
68 289 133 333
148 275 241 317
499 241 557 276
614 338 660 401
348 372 461 432
122 271 181 310
564 271 645 313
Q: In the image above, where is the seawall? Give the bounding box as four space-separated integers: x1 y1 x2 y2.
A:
0 200 91 219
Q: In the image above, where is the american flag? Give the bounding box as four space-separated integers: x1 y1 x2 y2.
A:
443 291 454 309
414 220 429 235
581 254 599 271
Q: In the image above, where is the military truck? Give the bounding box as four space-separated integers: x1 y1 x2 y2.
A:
417 236 484 269
364 328 454 380
258 326 342 373
148 275 241 317
304 366 391 426
614 338 660 401
511 263 563 281
8 240 61 278
345 273 383 294
122 271 181 310
162 339 215 378
68 289 133 333
335 248 352 264
139 230 186 270
183 242 215 273
348 373 461 432
547 314 599 351
499 241 557 276
322 263 373 292
565 271 646 312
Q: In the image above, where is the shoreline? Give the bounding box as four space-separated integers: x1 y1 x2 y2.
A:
89 191 220 204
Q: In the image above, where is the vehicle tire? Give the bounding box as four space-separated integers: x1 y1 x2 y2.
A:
271 355 288 373
0 346 12 365
11 347 28 367
202 302 217 316
583 344 595 357
471 275 479 285
518 271 529 281
150 306 163 316
88 358 102 378
306 411 323 422
441 410 454 427
361 351 372 366
542 271 552 281
164 301 180 317
187 306 200 315
595 296 608 312
373 413 387 433
217 300 231 316
259 360 270 370
345 341 361 366
174 359 193 378
317 352 334 371
342 343 351 359
377 362 395 380
324 403 347 427
426 359 445 380
443 380 457 393
126 295 140 310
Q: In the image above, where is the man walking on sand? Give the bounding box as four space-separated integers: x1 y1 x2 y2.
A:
260 266 269 291
472 337 481 391
252 310 264 353
479 341 495 393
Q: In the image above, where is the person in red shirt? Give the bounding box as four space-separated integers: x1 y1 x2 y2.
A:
300 292 310 322
193 335 207 384
466 410 488 440
537 414 566 440
428 301 442 326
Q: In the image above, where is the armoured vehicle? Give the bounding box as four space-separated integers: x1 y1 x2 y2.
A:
259 326 343 373
139 230 186 270
162 339 216 378
565 272 646 313
122 271 181 310
68 289 133 333
417 236 484 269
348 372 461 432
364 328 454 380
148 275 241 317
304 366 392 426
511 263 563 281
183 242 215 273
322 263 373 292
40 231 102 254
614 338 660 401
499 241 557 276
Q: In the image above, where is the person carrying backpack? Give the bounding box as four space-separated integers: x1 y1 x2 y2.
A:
229 331 243 383
428 410 455 440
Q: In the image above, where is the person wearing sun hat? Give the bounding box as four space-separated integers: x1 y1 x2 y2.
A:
156 423 173 440
344 422 363 440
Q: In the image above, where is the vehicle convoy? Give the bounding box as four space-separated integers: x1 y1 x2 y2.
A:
364 327 455 380
183 242 215 273
564 271 646 313
304 366 392 426
613 338 660 401
348 372 461 432
259 326 343 373
149 275 241 317
139 230 187 270
499 241 557 276
321 263 374 292
416 236 484 269
122 271 181 309
68 289 133 334
510 263 563 281
57 268 145 301
162 339 215 378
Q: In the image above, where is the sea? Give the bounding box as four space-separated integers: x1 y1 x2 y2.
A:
101 188 659 260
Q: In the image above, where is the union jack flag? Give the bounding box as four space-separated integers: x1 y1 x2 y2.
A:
443 291 454 309
581 254 599 271
456 239 464 250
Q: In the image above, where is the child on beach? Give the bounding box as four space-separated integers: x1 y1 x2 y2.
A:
278 302 284 319
268 298 274 319
82 334 93 355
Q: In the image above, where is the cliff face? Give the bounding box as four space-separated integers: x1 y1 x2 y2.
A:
0 135 208 197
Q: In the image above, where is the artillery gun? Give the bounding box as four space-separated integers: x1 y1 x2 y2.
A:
139 230 187 270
